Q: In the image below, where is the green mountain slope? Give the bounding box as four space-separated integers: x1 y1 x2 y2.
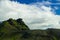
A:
0 18 60 40
0 18 29 32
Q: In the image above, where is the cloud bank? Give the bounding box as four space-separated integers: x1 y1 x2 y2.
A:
0 0 60 29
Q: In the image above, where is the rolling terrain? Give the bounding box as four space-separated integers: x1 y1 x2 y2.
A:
0 18 60 40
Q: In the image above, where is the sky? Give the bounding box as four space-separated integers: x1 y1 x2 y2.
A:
0 0 60 29
11 0 60 15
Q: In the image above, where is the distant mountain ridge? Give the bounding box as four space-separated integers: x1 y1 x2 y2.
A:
0 18 60 40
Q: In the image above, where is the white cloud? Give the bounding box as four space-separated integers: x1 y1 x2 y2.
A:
0 0 60 29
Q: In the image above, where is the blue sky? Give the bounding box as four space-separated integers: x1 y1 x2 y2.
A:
11 0 60 15
10 0 60 4
0 0 60 29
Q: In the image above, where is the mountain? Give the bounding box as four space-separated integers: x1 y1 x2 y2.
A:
0 18 60 40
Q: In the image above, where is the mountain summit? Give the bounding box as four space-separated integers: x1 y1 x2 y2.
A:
0 18 29 32
0 18 60 40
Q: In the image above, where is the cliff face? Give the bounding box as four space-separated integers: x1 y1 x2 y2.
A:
0 18 60 40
